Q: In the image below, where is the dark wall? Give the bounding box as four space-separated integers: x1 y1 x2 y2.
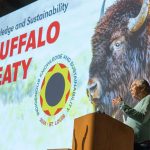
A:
0 0 36 17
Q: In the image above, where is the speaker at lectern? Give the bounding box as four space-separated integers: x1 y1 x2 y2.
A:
72 113 134 150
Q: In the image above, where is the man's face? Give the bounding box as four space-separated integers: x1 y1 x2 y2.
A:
129 81 142 100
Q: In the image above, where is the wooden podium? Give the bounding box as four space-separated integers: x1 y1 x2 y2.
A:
72 113 134 150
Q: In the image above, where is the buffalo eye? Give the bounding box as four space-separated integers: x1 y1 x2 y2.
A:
115 42 121 48
110 36 126 52
110 40 122 51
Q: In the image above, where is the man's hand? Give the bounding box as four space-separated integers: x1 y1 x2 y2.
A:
112 96 123 106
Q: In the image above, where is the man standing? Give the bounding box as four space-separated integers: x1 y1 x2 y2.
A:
112 79 150 150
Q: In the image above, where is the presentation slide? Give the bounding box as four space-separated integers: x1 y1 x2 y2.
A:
0 0 149 149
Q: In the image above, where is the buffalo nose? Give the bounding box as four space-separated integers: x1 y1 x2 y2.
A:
87 80 97 95
87 79 100 104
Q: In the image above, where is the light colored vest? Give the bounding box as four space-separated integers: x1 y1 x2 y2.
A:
123 95 150 142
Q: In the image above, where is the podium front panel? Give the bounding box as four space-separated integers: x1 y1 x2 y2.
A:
72 113 134 150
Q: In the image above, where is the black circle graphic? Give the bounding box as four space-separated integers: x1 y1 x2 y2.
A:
45 73 65 106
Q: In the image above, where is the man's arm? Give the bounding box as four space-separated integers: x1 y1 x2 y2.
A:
120 101 150 124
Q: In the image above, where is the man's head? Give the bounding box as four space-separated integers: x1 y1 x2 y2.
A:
130 79 150 100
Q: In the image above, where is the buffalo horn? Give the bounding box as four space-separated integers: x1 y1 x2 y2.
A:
100 0 106 18
128 0 149 32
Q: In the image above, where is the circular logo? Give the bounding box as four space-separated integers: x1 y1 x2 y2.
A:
34 54 77 127
40 63 71 116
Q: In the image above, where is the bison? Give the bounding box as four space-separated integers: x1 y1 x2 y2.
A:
87 0 150 121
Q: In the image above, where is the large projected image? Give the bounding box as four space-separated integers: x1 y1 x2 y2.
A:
0 0 149 149
87 0 150 121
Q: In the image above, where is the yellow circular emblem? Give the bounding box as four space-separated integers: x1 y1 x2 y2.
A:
40 63 71 116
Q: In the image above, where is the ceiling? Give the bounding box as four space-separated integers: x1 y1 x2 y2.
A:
0 0 37 17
